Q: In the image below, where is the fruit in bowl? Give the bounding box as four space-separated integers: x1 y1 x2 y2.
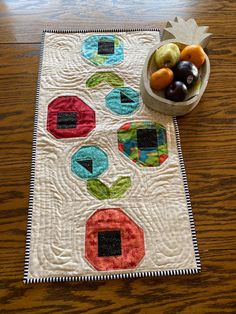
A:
174 60 199 88
165 81 188 102
140 17 212 116
150 68 174 91
155 43 180 69
150 44 203 102
180 44 205 68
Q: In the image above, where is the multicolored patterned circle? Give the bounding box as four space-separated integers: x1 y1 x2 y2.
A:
117 121 168 167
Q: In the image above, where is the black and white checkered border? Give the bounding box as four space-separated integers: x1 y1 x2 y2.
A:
23 28 200 284
24 30 46 284
24 268 199 284
43 27 160 33
173 117 201 272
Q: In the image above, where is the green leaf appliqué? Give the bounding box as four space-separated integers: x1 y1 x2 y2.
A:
86 72 124 88
87 176 131 200
110 176 131 199
87 179 110 200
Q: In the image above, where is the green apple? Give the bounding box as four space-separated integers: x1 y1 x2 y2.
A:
155 43 180 69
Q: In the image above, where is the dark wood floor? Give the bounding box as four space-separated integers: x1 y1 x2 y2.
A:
0 0 236 313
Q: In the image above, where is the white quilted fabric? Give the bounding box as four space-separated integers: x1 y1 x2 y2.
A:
27 31 197 279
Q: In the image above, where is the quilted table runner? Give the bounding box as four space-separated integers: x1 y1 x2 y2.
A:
24 29 200 283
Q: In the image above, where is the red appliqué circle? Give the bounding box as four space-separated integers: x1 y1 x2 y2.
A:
47 96 96 139
85 208 145 271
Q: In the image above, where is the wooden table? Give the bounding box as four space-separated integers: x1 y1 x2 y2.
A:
1 0 236 313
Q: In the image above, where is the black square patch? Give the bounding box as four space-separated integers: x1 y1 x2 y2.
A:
98 230 121 257
98 41 114 55
137 128 157 149
57 112 77 129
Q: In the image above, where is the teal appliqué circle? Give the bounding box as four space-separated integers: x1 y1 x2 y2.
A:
81 35 124 66
105 87 140 115
71 146 108 179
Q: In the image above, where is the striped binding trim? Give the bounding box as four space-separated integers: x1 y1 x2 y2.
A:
23 28 200 284
23 31 46 283
44 27 160 33
173 117 201 271
24 268 199 284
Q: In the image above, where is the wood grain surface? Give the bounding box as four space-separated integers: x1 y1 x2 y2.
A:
0 0 236 313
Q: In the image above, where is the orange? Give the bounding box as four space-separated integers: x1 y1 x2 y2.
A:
180 45 205 68
150 68 174 91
